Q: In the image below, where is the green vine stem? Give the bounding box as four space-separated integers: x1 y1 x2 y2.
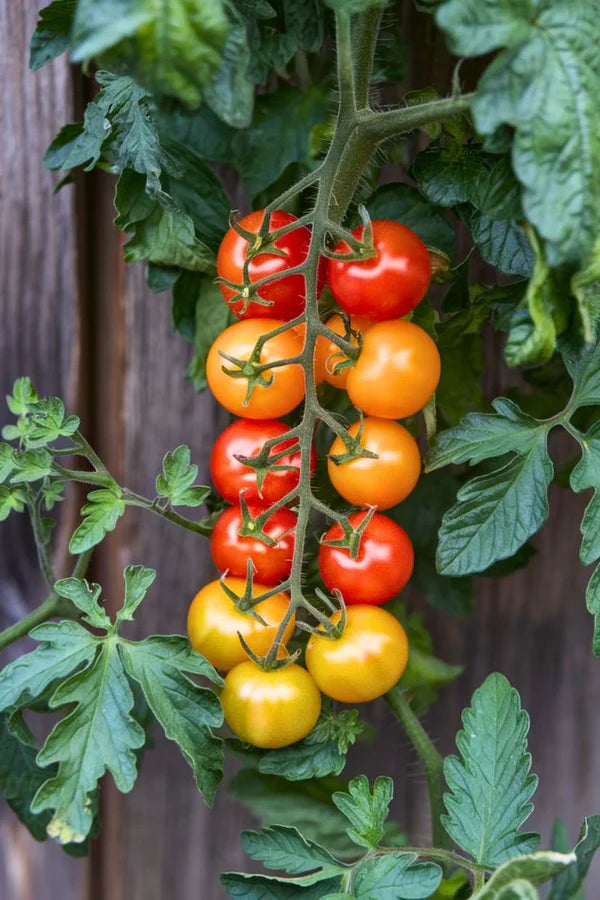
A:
385 685 450 850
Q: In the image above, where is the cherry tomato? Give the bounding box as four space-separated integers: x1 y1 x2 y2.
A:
206 319 304 419
319 511 414 605
210 502 296 585
217 210 316 320
327 220 431 321
221 660 322 748
347 320 441 419
317 314 374 390
305 605 409 703
210 418 316 505
187 577 294 671
328 417 420 510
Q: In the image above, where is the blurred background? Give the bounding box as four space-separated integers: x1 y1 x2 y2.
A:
1 2 599 898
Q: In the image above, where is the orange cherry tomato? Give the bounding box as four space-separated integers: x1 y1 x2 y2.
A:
305 605 409 703
318 313 374 390
347 320 441 418
187 577 294 671
221 660 322 748
327 417 420 510
206 319 304 419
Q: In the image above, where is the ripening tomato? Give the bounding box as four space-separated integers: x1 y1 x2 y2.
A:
347 320 441 419
206 319 304 419
217 210 316 320
317 313 374 389
328 417 420 510
210 418 316 505
187 577 294 671
319 511 414 605
221 660 322 748
305 605 409 703
327 220 431 321
210 502 296 585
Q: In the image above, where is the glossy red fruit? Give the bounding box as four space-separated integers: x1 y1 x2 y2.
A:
210 418 316 505
327 219 431 321
210 502 296 585
319 511 414 606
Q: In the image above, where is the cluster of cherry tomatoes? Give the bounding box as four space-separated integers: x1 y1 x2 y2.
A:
187 210 441 749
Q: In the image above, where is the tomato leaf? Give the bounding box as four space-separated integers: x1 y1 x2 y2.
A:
332 775 393 852
443 673 540 868
351 852 442 899
54 577 112 632
0 443 15 483
568 421 600 653
257 709 365 780
115 565 157 625
473 852 576 899
10 449 53 483
0 485 27 520
69 486 126 554
436 0 600 268
120 635 223 804
240 825 346 881
548 816 600 900
156 445 210 507
221 873 342 899
31 641 145 844
0 712 55 840
185 275 235 391
29 0 75 70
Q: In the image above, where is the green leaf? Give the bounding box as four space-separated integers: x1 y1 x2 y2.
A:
0 713 54 840
120 635 223 803
221 873 341 899
32 641 145 844
0 620 97 711
495 883 538 900
332 775 393 851
283 0 325 52
473 852 576 899
29 0 76 69
570 421 600 564
69 486 126 554
0 485 27 520
257 709 365 781
71 0 229 108
156 445 210 507
115 565 156 625
571 240 600 343
365 183 455 257
352 852 442 899
241 825 345 881
41 477 66 510
0 443 15 482
7 377 38 416
54 577 112 631
204 11 254 127
548 816 600 900
443 673 539 868
186 274 234 391
10 449 53 483
147 263 180 292
24 397 79 448
563 337 600 410
437 0 600 268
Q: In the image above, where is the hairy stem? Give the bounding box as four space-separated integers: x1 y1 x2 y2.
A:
385 686 450 849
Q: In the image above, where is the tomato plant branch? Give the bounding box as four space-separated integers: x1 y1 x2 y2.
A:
385 686 450 849
351 5 384 110
27 487 56 589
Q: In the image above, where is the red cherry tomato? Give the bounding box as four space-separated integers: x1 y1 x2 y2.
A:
210 418 316 505
217 210 319 320
319 511 414 606
327 220 431 321
211 502 296 585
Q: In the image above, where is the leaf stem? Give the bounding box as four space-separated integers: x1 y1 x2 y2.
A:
121 490 214 537
385 686 450 849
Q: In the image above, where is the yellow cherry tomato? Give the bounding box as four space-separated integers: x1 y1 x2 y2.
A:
327 416 421 509
305 605 409 703
187 577 294 671
221 660 322 748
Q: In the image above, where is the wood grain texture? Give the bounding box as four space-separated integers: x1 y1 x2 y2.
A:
0 2 88 898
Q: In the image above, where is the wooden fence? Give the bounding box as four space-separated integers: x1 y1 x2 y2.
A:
1 3 599 898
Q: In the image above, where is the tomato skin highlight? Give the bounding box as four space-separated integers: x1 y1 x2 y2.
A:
210 418 316 504
305 605 409 703
217 210 314 320
206 318 304 419
187 577 294 671
327 220 431 321
328 417 421 510
221 660 322 748
347 320 441 419
210 502 296 585
319 511 414 606
318 313 374 390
